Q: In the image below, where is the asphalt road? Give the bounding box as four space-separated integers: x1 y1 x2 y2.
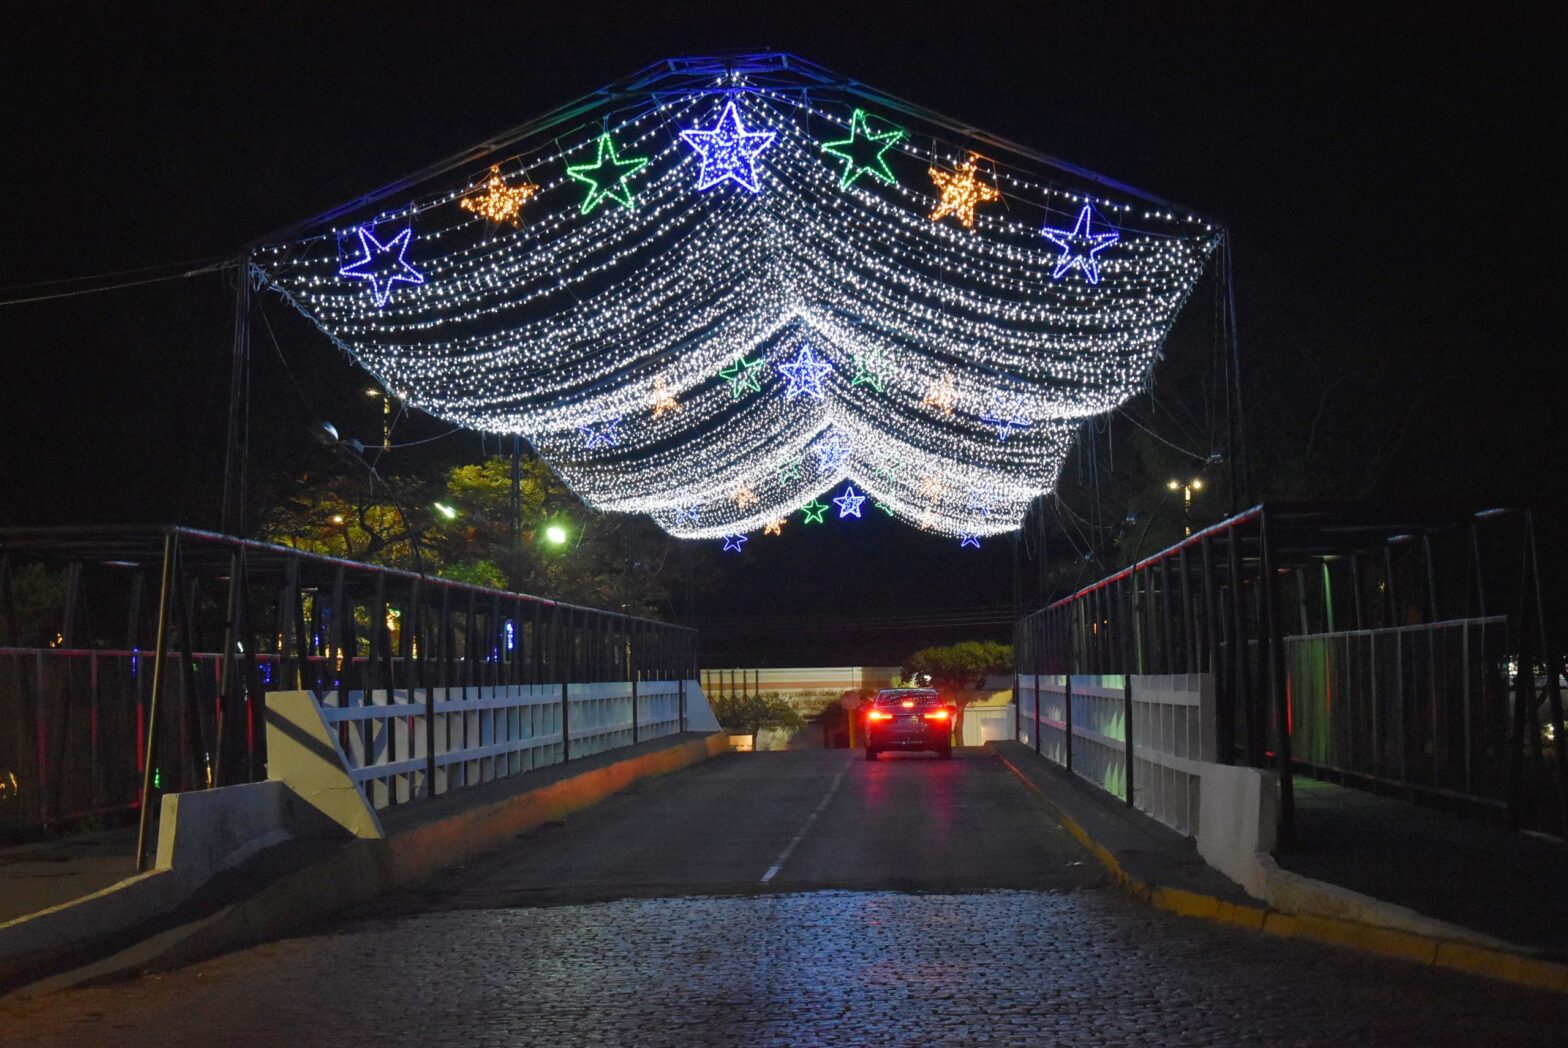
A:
3 748 1565 1045
381 748 1104 912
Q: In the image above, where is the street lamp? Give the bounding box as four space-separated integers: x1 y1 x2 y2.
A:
433 502 458 520
364 387 403 452
1167 477 1204 536
544 523 569 546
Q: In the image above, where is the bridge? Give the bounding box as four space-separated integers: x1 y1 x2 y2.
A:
2 522 1566 1044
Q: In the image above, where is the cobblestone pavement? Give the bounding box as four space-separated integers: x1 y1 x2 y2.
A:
3 889 1564 1045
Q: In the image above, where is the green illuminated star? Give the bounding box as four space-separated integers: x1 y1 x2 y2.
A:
873 501 895 517
719 355 765 399
821 109 906 190
800 498 829 524
871 453 904 479
850 349 886 393
566 133 649 215
777 459 803 484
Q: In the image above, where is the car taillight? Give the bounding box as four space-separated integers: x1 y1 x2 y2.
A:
901 700 916 709
923 708 951 721
866 710 893 722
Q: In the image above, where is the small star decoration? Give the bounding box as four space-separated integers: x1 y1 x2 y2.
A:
719 356 765 399
928 154 999 228
814 431 851 473
764 518 786 536
981 392 1033 441
821 108 906 190
922 373 957 417
459 165 538 226
339 226 424 307
777 346 833 399
578 417 622 449
723 534 748 552
566 133 649 215
801 499 830 524
850 349 887 393
731 483 759 509
833 485 867 519
679 100 777 193
1041 204 1119 285
649 376 682 417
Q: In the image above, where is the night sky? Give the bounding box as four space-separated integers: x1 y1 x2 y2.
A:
0 5 1556 664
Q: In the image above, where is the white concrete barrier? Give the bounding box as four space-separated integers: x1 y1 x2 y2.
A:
1195 762 1278 898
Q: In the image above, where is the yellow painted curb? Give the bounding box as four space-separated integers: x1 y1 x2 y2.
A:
994 748 1568 995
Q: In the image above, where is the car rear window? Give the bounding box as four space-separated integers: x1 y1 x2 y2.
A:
876 690 941 706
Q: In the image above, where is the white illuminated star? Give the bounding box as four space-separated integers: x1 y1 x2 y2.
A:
777 346 833 399
833 485 867 519
679 101 777 193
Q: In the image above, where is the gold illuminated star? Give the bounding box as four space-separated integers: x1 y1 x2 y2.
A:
922 372 957 416
763 518 786 536
459 165 538 226
928 154 998 228
649 376 682 417
918 475 944 502
731 483 758 509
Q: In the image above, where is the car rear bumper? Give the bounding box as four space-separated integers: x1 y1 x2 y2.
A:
866 726 951 750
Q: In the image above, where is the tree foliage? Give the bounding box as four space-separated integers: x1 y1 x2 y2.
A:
902 641 1013 693
256 453 718 617
708 691 804 739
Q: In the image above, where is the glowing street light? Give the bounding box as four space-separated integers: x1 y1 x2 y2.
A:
433 502 458 520
544 523 569 546
1167 477 1204 536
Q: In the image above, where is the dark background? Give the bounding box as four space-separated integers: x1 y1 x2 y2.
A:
0 3 1556 665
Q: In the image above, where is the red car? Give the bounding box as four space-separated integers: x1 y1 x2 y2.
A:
863 688 954 760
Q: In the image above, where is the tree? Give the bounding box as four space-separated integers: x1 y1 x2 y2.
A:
256 453 722 618
902 640 1013 740
708 691 803 746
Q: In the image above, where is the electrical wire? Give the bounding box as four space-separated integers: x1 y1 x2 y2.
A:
0 258 232 307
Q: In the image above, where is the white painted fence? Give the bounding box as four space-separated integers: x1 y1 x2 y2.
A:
316 680 690 810
1016 673 1215 836
961 703 1015 746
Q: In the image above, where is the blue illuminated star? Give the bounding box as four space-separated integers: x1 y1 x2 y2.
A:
833 484 867 519
967 487 996 517
980 393 1032 441
679 101 777 193
578 417 622 449
777 346 833 399
339 227 424 307
673 503 701 528
959 533 982 549
814 430 851 473
1041 204 1119 285
723 534 748 552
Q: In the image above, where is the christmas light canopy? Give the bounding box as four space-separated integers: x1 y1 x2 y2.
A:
253 54 1220 542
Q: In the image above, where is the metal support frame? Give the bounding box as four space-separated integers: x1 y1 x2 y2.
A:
134 533 177 871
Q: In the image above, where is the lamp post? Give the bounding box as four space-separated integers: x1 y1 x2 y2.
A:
1167 477 1204 536
365 387 401 452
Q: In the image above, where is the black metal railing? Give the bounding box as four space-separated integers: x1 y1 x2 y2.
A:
1014 504 1568 841
0 527 697 854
